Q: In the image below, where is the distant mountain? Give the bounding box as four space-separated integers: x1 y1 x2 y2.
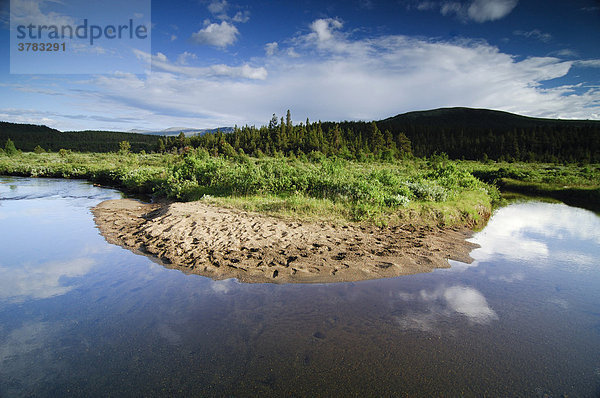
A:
129 127 234 136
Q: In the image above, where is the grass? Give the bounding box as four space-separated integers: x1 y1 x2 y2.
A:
466 160 600 212
2 150 597 226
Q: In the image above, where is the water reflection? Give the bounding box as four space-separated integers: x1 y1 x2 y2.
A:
394 285 498 333
0 258 95 303
1 178 600 397
450 202 600 273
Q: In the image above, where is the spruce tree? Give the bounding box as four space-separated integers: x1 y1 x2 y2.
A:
4 138 17 156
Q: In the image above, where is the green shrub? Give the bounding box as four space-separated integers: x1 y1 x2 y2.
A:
4 138 17 156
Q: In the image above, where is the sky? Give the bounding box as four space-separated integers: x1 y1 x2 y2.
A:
0 0 599 131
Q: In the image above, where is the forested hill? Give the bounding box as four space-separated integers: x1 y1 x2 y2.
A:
2 108 600 163
375 107 600 162
0 122 159 153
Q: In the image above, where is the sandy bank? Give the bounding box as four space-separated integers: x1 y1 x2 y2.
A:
92 199 480 283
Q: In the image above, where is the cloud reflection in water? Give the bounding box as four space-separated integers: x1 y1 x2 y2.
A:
394 285 497 333
0 258 95 303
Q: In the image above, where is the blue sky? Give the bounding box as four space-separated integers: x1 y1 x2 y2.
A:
1 0 599 131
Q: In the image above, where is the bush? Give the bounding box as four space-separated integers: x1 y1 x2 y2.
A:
119 141 131 155
58 148 71 158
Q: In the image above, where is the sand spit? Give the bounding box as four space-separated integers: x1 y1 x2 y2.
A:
92 199 480 284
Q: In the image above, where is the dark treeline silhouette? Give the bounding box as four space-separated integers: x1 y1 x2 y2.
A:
377 108 600 163
3 107 599 163
0 122 159 153
159 108 600 163
160 110 413 160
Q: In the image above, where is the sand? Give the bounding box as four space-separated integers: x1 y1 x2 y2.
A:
92 199 481 284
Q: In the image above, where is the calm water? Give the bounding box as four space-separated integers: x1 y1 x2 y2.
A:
1 177 599 397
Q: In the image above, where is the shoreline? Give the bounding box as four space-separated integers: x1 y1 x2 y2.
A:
92 198 482 284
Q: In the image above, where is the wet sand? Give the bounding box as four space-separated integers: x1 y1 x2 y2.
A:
92 199 481 283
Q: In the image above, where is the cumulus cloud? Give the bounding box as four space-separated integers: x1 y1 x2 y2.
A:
7 17 600 130
206 0 249 23
191 21 239 47
309 18 343 42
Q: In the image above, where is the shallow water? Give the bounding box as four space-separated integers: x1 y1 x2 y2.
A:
1 177 599 397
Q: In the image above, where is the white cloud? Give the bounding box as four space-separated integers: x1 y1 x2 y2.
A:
309 18 343 42
191 21 239 47
232 10 250 23
286 47 300 58
8 18 600 130
467 0 518 22
576 59 600 68
265 41 278 56
206 0 249 23
135 50 267 80
176 51 197 65
417 0 518 23
208 0 228 18
416 1 438 11
514 29 552 42
9 0 75 27
552 49 579 58
441 2 462 16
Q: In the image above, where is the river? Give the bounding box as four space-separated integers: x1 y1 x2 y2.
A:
1 177 599 396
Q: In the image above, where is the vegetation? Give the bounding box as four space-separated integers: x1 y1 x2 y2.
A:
0 122 159 153
467 161 600 211
0 149 500 226
377 107 600 163
4 138 17 156
1 109 598 225
4 108 598 163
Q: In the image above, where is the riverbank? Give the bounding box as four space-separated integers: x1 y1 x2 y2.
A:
92 198 482 283
3 152 598 281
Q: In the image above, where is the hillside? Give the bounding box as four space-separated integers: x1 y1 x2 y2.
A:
0 122 160 153
378 107 600 131
374 107 600 162
2 108 600 162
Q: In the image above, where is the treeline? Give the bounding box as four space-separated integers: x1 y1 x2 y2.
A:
377 108 600 163
154 108 600 163
159 111 412 160
3 107 600 163
0 122 159 153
